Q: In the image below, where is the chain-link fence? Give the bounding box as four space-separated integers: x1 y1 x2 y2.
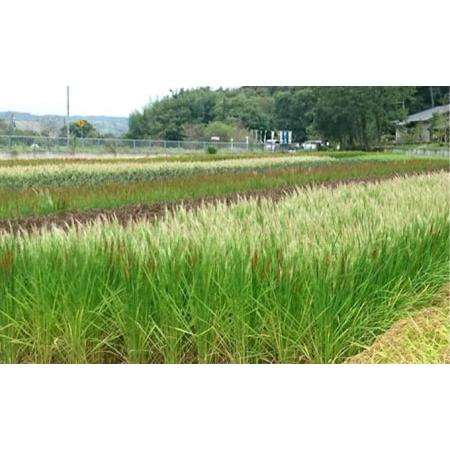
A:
390 148 450 158
0 135 266 158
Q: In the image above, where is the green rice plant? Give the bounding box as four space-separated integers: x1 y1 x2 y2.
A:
0 173 448 363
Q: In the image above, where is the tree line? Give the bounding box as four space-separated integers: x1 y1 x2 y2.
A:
0 118 113 139
127 86 449 149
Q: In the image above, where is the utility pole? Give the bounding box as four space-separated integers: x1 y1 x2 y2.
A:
429 86 435 108
66 86 70 146
9 113 16 135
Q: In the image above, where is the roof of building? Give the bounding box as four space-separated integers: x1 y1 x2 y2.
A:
404 104 450 124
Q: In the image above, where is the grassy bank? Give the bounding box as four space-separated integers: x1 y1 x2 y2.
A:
346 285 449 364
0 173 448 363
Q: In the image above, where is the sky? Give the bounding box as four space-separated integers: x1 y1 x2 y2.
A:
0 86 190 118
0 85 229 118
0 1 446 118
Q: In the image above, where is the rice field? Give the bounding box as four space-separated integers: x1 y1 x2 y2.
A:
0 152 441 189
0 153 447 220
0 155 333 189
0 152 448 363
0 170 448 364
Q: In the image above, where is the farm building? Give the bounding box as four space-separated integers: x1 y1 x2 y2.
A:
395 104 450 144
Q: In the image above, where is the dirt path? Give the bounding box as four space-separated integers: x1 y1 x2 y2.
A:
0 171 446 234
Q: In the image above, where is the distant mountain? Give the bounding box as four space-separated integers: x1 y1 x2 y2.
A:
0 111 129 137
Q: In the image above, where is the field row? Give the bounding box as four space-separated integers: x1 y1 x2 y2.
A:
0 152 442 189
0 155 332 188
0 150 370 167
0 158 447 220
0 173 448 363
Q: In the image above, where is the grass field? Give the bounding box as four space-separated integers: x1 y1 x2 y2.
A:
0 173 448 363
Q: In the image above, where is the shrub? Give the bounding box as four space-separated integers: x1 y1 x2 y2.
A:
9 148 19 159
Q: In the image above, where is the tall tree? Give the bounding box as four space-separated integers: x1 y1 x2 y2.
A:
126 86 438 149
